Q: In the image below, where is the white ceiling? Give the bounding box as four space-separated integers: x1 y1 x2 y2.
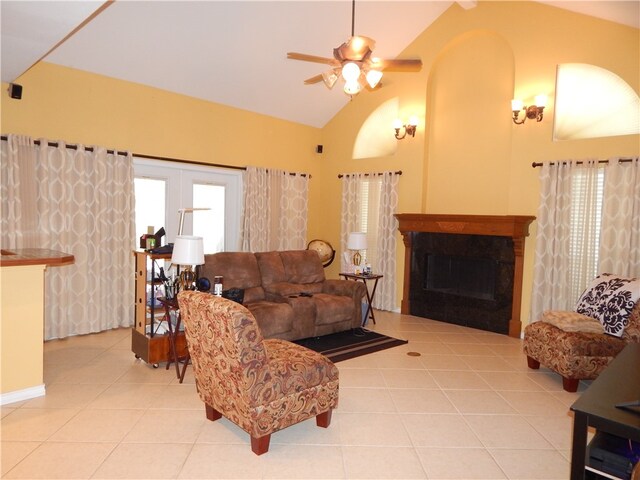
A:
2 1 638 128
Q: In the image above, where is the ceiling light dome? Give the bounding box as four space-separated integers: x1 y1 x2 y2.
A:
344 80 362 96
342 62 361 82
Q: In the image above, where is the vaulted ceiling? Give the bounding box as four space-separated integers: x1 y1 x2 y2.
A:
2 1 638 128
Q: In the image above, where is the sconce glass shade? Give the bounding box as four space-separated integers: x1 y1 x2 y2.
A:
392 119 403 129
342 62 361 82
366 69 383 88
511 99 524 111
171 235 205 266
534 94 548 107
408 115 419 127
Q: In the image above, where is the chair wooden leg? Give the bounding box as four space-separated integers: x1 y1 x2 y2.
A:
316 409 332 428
562 377 579 393
205 404 222 421
526 356 540 370
251 434 270 455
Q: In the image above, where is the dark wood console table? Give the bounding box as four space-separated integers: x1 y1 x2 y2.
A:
570 343 640 479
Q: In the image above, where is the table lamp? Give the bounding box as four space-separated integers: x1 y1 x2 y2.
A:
172 235 204 291
347 232 367 267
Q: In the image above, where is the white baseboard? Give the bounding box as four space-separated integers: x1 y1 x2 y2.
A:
1 384 45 405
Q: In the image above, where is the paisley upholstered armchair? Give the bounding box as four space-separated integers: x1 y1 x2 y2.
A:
177 290 339 455
524 274 640 392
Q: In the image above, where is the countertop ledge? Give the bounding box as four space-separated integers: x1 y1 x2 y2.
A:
0 248 75 267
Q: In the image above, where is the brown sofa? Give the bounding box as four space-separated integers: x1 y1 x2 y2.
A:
199 250 366 341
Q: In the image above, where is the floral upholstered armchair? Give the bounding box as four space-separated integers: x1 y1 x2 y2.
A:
177 290 339 455
524 274 640 392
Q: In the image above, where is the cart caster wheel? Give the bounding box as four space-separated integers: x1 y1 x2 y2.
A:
134 354 140 359
152 363 159 369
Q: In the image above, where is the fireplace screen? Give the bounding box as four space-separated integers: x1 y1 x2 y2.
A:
424 254 497 301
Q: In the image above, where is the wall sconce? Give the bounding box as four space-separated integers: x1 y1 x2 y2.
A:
393 116 419 139
511 95 547 125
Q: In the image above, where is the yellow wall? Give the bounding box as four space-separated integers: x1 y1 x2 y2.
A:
1 62 321 172
1 265 46 398
2 1 638 330
319 1 639 324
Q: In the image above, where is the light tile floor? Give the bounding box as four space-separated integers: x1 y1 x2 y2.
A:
1 311 589 479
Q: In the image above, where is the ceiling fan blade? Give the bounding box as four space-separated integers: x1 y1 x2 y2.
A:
304 74 324 85
372 58 423 72
287 52 336 65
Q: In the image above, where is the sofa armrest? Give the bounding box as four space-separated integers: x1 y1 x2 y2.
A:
322 279 366 302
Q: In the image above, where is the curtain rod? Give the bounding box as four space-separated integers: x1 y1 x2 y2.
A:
1 135 311 177
0 135 246 171
338 170 402 178
532 158 636 168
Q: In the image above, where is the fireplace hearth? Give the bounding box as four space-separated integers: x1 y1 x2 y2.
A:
396 214 535 337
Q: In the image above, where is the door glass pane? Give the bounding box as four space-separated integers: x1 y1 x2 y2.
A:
193 183 225 253
134 177 166 245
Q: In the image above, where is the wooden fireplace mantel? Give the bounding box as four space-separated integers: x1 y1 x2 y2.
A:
395 214 535 337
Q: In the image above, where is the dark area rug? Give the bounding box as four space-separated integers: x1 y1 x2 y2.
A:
294 328 408 363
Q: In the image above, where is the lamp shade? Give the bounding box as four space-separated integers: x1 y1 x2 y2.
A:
347 232 367 250
171 235 204 266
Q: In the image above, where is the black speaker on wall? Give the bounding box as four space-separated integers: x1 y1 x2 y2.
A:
8 83 22 100
316 145 323 154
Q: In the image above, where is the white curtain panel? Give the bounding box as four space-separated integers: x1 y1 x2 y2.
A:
599 157 640 277
374 171 399 310
340 173 365 272
240 166 308 252
1 135 135 339
340 171 399 310
530 160 601 323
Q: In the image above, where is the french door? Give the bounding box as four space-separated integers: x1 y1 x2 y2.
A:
133 158 242 253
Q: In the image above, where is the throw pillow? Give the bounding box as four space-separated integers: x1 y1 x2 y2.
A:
575 274 640 337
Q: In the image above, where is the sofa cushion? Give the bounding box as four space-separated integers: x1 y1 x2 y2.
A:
255 251 288 286
541 310 604 334
279 250 326 284
201 252 265 302
313 293 354 326
575 274 640 337
246 300 294 338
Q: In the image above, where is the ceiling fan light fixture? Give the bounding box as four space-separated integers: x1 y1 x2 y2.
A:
344 79 362 96
366 69 383 88
322 70 339 89
342 62 360 82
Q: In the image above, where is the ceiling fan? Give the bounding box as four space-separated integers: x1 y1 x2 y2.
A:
287 0 422 96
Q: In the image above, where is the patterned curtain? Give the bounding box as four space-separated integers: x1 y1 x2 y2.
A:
599 157 640 277
375 172 400 310
530 160 602 323
240 166 308 252
1 135 135 339
340 171 399 310
340 173 365 272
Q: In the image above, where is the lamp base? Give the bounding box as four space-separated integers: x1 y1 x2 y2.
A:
179 267 197 291
352 251 361 266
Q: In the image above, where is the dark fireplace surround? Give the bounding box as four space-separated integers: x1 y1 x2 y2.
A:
396 214 535 337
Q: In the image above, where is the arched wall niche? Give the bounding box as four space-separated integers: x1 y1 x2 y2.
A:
352 97 399 160
424 29 516 214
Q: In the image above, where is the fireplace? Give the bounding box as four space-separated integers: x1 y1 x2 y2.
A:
396 214 535 337
424 253 497 301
